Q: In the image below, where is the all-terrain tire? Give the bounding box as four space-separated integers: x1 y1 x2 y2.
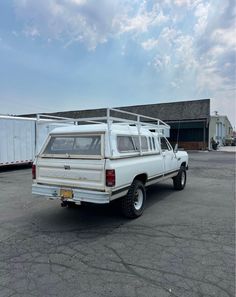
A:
173 166 187 190
121 180 146 219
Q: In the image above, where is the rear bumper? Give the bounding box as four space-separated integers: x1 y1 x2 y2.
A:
32 183 110 204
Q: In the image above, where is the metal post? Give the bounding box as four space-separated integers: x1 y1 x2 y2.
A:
35 114 40 156
137 115 142 155
107 108 113 157
203 121 206 150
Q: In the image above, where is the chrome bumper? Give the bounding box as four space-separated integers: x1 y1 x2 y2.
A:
32 184 110 204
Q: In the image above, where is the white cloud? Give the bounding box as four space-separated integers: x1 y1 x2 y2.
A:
159 27 179 46
174 0 191 7
196 20 236 93
173 0 202 8
14 0 170 49
194 1 210 35
141 38 159 50
196 64 227 91
14 0 120 50
175 35 197 70
148 27 197 72
116 3 169 34
211 26 236 49
153 54 171 70
69 0 87 5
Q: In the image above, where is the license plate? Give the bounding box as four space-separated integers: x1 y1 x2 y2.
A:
60 189 73 199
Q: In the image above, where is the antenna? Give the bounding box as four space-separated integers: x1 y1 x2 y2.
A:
176 120 181 145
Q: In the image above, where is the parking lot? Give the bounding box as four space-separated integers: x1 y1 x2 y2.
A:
0 152 235 297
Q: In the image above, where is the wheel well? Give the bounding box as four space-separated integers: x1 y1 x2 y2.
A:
134 173 148 185
181 162 186 168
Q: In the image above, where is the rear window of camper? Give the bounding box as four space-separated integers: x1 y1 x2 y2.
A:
42 135 102 157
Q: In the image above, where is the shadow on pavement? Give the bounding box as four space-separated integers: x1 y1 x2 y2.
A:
32 182 175 234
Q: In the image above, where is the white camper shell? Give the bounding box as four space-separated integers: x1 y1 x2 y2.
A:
32 108 188 218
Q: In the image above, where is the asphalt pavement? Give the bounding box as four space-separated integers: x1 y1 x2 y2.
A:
0 151 235 297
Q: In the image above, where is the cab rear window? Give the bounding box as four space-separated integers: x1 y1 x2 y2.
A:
42 135 101 156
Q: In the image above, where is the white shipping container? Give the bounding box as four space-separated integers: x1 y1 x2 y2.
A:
0 115 73 167
0 116 35 166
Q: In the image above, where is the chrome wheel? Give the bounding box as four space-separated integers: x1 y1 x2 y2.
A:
134 189 144 211
121 180 146 218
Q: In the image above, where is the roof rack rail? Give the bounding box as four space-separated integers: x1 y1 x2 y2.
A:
36 108 170 157
37 108 170 131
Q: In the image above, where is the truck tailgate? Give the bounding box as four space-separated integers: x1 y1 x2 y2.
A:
36 158 105 191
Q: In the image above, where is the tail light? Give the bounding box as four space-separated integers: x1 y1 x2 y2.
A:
106 169 115 187
32 164 36 180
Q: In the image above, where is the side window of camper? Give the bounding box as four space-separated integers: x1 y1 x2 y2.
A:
141 136 148 151
132 136 140 150
132 136 148 151
117 136 135 152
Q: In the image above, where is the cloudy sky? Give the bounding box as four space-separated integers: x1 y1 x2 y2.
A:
0 0 235 127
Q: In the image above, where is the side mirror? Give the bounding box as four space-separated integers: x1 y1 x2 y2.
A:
174 143 178 153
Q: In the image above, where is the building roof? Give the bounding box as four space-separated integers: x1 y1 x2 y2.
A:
24 99 210 122
120 99 210 121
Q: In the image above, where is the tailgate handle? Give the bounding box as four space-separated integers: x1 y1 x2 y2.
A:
64 165 71 170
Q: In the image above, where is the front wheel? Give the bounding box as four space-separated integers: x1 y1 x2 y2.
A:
173 167 187 190
121 180 146 219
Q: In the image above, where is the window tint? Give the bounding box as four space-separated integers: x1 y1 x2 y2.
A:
161 137 170 151
117 136 135 152
43 135 101 156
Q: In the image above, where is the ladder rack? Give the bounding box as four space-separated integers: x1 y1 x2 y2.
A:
36 108 170 132
36 108 170 157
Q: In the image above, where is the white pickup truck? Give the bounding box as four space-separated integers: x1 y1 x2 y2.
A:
32 109 188 218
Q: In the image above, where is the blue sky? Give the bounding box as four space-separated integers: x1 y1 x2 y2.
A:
0 0 235 127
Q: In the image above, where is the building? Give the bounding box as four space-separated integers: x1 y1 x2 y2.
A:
45 99 210 150
209 113 233 147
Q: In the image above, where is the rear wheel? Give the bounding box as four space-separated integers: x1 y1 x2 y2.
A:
173 167 186 190
121 180 146 219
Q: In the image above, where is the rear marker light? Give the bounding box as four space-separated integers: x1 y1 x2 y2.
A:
106 169 115 187
32 164 36 180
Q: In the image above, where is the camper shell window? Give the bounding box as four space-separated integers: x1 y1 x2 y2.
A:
117 135 149 153
42 135 102 157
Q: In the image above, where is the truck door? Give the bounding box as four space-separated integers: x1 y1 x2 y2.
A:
160 137 177 173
